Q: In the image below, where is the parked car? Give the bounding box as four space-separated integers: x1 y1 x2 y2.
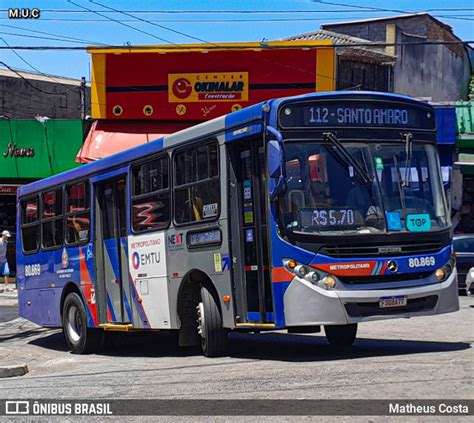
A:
453 235 474 294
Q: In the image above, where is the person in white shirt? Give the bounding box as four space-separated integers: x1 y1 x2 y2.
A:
0 230 12 291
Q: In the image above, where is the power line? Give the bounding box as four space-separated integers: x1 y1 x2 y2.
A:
1 8 473 14
311 1 413 15
67 0 178 45
1 13 473 23
0 38 45 74
0 23 107 45
0 38 82 92
89 0 211 45
0 61 79 95
0 40 471 51
0 31 94 44
2 14 474 23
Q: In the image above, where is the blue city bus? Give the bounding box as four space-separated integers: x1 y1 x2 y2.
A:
16 92 459 356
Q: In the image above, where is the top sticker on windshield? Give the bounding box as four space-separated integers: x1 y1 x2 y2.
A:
406 213 431 232
374 156 384 170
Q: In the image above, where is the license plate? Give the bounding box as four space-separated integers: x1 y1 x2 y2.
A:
379 295 407 308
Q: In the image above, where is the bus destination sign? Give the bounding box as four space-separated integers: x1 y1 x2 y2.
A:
279 101 435 130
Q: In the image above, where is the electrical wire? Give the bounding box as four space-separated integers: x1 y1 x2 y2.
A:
90 0 216 45
1 37 82 92
0 23 107 45
311 0 415 15
1 8 473 14
0 31 94 44
0 61 80 95
67 0 178 45
0 40 470 50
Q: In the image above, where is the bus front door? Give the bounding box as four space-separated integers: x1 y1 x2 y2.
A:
94 177 130 324
229 140 274 324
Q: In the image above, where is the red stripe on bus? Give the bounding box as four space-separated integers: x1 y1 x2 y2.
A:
272 267 293 283
244 265 270 271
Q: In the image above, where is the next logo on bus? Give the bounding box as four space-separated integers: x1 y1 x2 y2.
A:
168 233 184 250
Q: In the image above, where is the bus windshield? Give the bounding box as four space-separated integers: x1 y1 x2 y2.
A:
279 140 449 236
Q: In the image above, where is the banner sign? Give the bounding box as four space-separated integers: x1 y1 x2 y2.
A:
89 42 336 121
168 72 248 103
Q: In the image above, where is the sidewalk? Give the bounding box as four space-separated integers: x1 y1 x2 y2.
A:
0 287 18 306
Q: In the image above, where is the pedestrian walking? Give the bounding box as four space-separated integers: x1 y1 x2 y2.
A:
0 230 12 292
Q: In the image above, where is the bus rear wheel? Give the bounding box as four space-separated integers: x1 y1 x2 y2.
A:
325 324 357 347
196 285 228 357
62 292 102 354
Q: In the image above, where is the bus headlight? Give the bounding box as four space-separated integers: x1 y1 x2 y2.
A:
435 259 455 282
309 271 320 284
319 275 337 290
435 268 446 281
294 265 308 278
283 259 335 287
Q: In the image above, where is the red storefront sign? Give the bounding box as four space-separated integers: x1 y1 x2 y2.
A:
88 41 336 122
0 184 20 194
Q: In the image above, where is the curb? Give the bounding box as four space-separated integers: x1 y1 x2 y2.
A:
0 364 28 378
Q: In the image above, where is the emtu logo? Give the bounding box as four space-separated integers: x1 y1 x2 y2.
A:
172 78 192 99
132 252 140 270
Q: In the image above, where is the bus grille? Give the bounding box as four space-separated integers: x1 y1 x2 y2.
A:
320 242 443 258
345 295 438 317
338 271 433 285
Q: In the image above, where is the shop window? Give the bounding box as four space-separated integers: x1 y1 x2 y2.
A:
132 156 170 232
41 189 64 249
66 181 90 244
21 197 40 253
174 142 220 225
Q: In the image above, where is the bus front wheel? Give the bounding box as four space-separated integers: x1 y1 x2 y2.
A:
62 292 102 354
196 285 228 357
325 324 357 347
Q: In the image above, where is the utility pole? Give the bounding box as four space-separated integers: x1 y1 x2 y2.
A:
80 76 86 120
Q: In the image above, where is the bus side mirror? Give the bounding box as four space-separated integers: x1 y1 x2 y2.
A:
268 140 282 178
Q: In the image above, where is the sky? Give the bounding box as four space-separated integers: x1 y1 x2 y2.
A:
0 0 473 80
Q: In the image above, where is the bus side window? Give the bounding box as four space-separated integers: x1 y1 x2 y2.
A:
65 182 91 244
174 142 220 225
131 155 170 232
41 189 64 249
21 196 40 253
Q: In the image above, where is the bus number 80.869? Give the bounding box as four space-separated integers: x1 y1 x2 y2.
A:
408 257 435 268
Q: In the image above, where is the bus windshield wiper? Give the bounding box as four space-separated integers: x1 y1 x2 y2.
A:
393 154 407 212
323 132 372 185
402 132 413 187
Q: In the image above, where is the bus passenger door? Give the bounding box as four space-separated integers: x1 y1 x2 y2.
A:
228 139 274 324
94 177 130 324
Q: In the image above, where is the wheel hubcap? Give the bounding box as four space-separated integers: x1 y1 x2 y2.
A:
66 305 82 344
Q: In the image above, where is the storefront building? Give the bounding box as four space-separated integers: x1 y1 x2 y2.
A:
454 100 474 234
0 119 84 272
80 41 336 161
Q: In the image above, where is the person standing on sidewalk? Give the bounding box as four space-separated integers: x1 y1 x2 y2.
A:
0 230 12 292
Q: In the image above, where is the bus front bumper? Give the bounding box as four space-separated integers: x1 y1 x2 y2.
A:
283 269 459 326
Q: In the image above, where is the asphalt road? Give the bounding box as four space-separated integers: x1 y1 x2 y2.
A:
0 296 472 412
0 305 18 323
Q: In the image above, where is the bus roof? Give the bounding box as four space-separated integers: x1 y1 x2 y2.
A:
18 91 429 197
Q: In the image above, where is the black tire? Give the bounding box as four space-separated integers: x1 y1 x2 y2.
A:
62 292 102 354
197 285 228 357
325 324 357 348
